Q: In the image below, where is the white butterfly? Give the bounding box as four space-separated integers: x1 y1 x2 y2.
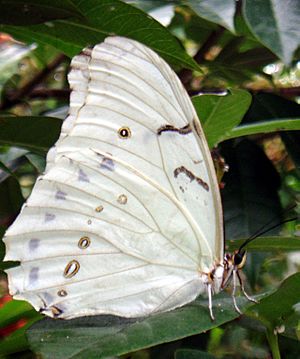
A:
3 36 254 320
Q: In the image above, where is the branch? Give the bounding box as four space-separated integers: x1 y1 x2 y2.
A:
29 88 70 100
0 53 68 110
178 27 225 89
249 86 300 99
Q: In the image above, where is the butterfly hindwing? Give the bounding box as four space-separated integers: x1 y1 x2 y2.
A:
4 37 223 318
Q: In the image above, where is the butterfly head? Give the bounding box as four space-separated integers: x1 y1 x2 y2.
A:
233 249 247 269
221 249 247 290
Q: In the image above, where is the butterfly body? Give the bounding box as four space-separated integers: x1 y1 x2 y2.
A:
3 36 251 320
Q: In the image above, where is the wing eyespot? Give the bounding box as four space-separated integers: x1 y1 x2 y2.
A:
117 194 127 204
78 236 91 249
95 205 104 213
57 289 67 297
118 127 131 139
64 260 80 278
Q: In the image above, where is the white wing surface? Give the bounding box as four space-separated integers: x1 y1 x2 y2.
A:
4 37 223 318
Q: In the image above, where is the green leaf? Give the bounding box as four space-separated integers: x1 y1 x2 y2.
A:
221 139 282 286
192 89 252 147
243 0 300 64
0 0 82 25
0 176 24 223
0 319 39 356
1 0 198 70
222 139 282 240
0 176 23 271
242 93 300 170
25 153 46 173
27 295 253 359
0 160 15 178
129 1 173 13
0 42 34 97
226 236 300 252
175 348 217 359
225 118 300 141
0 116 62 154
187 0 236 32
247 272 300 326
211 46 276 81
278 308 300 341
0 299 42 356
245 93 300 122
0 299 39 329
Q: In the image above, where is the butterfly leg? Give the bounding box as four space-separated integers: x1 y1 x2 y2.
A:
207 283 215 320
237 270 258 303
231 268 242 314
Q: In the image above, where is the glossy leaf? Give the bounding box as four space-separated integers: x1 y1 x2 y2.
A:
245 93 300 122
175 348 217 359
222 139 282 240
206 37 276 84
25 153 46 173
0 319 40 356
226 236 300 252
247 272 300 326
27 295 254 359
226 118 300 141
0 299 38 329
187 0 236 32
192 89 252 148
0 0 81 25
0 299 41 356
0 176 23 224
221 139 282 287
243 0 300 64
1 0 198 70
0 116 62 154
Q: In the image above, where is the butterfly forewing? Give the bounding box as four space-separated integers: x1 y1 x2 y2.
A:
4 37 223 318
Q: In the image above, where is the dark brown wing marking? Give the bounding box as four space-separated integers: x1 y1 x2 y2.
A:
174 166 209 192
157 124 192 135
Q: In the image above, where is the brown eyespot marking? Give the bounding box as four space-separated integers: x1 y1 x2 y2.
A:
64 260 80 278
78 236 91 249
117 194 128 204
118 127 131 139
95 205 104 213
57 289 67 297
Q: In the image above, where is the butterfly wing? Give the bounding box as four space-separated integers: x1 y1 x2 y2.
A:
4 37 223 319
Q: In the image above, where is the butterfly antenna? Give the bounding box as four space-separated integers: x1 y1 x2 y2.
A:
238 204 298 253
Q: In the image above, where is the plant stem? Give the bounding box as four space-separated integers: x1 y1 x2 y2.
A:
266 328 281 359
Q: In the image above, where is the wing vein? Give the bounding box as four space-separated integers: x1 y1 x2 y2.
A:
39 177 158 231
